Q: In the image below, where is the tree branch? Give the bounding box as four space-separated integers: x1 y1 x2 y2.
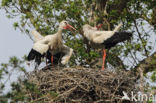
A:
134 20 149 57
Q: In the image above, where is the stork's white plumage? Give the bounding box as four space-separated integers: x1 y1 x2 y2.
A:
27 20 76 68
82 23 132 70
83 23 122 44
31 30 44 42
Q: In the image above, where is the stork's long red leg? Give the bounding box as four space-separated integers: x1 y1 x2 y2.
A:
102 49 106 71
51 56 53 65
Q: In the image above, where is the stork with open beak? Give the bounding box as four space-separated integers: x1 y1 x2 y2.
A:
27 20 76 68
82 23 132 70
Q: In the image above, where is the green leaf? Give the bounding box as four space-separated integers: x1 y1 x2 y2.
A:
13 22 19 29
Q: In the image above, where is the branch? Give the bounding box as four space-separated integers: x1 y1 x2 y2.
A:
95 0 108 13
138 67 146 103
134 20 149 57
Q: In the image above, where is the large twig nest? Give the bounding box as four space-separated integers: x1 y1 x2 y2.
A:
24 67 138 103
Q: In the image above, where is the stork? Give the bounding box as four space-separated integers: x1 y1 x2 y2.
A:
28 30 65 66
27 20 76 68
82 23 132 70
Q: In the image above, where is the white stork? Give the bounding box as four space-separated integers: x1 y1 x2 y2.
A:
29 30 66 66
82 23 132 70
27 20 76 68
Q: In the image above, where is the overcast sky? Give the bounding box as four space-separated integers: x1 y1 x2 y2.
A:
0 9 33 64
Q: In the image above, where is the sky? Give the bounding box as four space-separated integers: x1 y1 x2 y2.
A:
0 9 32 64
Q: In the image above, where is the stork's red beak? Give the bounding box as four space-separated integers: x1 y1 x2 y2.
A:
96 24 103 30
64 24 77 31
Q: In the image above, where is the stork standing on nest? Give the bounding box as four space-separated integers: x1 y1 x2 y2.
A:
29 30 66 66
27 20 76 68
82 23 132 70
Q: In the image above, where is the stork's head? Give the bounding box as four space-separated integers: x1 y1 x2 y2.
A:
59 20 76 31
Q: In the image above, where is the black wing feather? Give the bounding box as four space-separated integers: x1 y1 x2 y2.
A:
27 49 44 66
27 49 66 67
103 32 132 49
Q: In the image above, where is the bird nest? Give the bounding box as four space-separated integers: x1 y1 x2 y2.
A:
23 67 138 103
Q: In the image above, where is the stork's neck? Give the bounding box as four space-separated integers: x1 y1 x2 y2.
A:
56 27 63 42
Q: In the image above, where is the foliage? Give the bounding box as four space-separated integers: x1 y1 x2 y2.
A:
0 56 26 102
151 72 156 82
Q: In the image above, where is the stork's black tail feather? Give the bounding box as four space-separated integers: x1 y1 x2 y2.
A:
27 49 43 66
27 49 66 67
103 32 132 49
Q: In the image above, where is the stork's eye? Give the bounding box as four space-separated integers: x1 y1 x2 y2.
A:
64 22 67 24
